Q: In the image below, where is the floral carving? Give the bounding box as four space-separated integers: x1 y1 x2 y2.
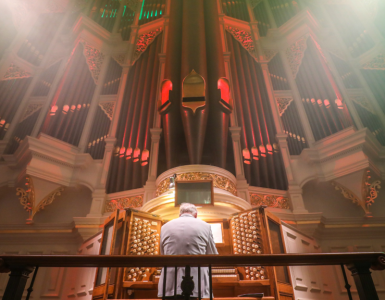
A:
362 54 385 70
248 0 263 8
127 0 142 13
133 28 163 63
113 54 126 66
156 172 237 197
105 195 144 212
16 176 64 224
3 63 32 81
81 42 105 84
285 35 309 79
99 101 115 120
264 49 278 62
350 95 375 114
226 26 257 58
250 193 290 209
276 97 293 116
332 169 381 215
19 103 44 123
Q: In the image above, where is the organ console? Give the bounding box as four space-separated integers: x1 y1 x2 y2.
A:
92 206 294 300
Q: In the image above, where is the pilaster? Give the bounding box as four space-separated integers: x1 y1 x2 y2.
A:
287 185 308 214
279 50 316 146
229 127 246 181
87 189 108 217
147 128 162 182
98 136 117 189
78 54 112 152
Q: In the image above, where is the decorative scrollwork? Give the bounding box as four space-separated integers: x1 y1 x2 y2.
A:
133 28 163 64
19 103 44 123
362 54 385 70
250 193 290 209
3 63 32 81
285 35 309 79
105 195 144 212
112 54 126 66
276 97 293 116
16 176 64 224
332 169 381 215
99 101 115 120
81 42 105 84
225 26 257 59
264 49 278 62
156 172 237 197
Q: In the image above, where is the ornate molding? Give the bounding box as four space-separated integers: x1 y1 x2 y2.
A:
81 42 105 84
247 0 263 8
19 103 44 123
112 54 126 66
250 193 290 209
133 27 163 64
99 101 115 120
285 35 309 79
105 195 143 212
226 26 257 59
362 54 385 70
3 63 32 81
16 176 64 224
264 49 278 62
350 95 376 115
126 0 142 13
156 172 237 197
276 97 293 116
332 170 381 215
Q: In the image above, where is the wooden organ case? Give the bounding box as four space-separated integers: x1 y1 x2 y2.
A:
92 207 293 300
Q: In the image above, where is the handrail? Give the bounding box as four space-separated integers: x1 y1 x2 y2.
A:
1 252 385 270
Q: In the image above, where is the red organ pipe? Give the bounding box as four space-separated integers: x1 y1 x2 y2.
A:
227 33 287 190
107 34 162 193
180 0 209 165
159 0 184 169
204 0 232 169
40 45 96 146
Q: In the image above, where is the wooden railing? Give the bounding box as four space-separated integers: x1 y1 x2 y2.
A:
1 253 385 300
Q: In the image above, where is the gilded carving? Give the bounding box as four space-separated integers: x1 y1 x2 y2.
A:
264 49 278 62
156 173 237 197
225 26 257 58
133 28 163 63
113 54 126 66
285 35 309 79
127 0 143 13
105 195 144 212
249 193 290 209
19 103 44 123
332 170 381 215
16 176 64 224
362 53 385 70
248 0 263 8
3 63 32 81
276 97 293 116
99 101 115 120
350 95 375 114
81 42 105 84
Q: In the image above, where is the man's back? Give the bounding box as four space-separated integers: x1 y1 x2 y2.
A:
158 213 218 298
161 214 217 255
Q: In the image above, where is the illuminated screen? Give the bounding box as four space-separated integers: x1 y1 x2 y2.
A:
209 223 223 244
175 181 213 206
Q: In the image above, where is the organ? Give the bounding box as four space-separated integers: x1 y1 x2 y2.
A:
92 205 294 300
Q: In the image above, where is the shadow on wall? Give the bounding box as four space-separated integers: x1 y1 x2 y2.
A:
301 179 382 218
0 185 92 224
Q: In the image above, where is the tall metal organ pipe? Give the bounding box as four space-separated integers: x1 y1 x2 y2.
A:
180 0 209 164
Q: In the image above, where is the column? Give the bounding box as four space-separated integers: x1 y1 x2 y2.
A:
78 54 112 152
279 50 316 146
87 189 108 217
143 128 162 204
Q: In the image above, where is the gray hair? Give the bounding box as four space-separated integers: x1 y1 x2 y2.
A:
180 203 197 215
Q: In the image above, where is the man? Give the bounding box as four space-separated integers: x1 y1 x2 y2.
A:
158 203 218 298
